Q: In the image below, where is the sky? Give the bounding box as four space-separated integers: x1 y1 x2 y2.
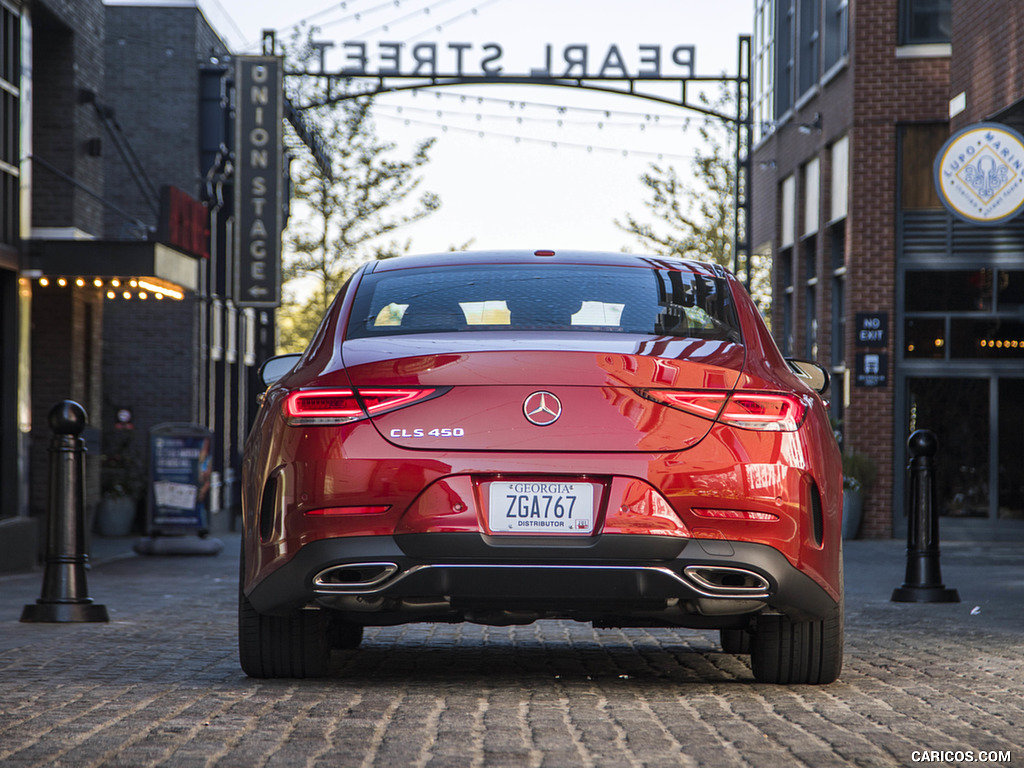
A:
112 0 752 288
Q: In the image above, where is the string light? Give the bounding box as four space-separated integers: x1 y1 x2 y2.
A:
374 110 690 161
32 275 185 301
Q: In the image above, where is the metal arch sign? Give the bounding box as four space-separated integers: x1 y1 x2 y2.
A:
276 32 746 125
934 122 1024 225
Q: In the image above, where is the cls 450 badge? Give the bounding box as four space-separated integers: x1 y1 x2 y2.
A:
390 427 466 438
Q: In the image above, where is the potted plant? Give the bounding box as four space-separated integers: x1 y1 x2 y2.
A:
98 433 144 537
841 449 876 539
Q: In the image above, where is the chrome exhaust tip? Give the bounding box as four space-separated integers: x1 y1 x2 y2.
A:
313 562 399 590
683 565 771 597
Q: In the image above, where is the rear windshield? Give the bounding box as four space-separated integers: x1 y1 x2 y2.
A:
346 264 742 342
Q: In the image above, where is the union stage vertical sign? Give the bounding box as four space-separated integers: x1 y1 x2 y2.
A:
235 56 283 307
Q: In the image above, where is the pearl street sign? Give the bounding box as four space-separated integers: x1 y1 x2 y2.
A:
325 42 697 80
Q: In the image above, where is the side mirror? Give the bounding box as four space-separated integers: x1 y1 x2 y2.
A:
787 359 830 395
258 353 301 388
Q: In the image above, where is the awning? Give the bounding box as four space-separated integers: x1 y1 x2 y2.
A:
26 239 199 299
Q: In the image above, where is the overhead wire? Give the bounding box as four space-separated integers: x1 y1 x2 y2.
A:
403 0 505 41
340 0 463 39
372 110 696 162
371 100 691 133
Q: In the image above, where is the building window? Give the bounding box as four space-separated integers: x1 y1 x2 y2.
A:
797 0 820 97
753 0 776 142
830 222 846 370
775 0 795 118
781 247 795 356
1 3 20 248
804 236 818 359
803 158 820 237
830 136 849 222
823 0 849 73
901 124 948 209
781 174 796 248
899 0 952 46
904 270 1024 359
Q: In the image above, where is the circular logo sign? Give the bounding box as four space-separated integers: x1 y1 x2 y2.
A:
934 122 1024 225
522 391 562 426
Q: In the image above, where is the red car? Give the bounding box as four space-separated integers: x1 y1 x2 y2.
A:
239 250 843 684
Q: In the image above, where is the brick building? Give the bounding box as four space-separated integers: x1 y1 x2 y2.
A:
0 0 285 572
752 0 1024 540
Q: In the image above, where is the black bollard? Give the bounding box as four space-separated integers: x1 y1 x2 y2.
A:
891 429 960 603
21 401 109 623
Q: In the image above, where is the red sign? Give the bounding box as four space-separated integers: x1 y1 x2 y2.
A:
158 186 209 259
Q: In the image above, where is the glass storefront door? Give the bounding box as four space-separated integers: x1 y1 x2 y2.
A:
906 376 1023 523
999 379 1024 521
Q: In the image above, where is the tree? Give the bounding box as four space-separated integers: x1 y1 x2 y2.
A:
616 90 771 317
277 30 441 352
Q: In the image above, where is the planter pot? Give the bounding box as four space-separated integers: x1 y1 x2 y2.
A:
97 496 136 537
842 488 863 540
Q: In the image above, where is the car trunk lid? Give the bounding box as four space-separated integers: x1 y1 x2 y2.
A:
341 334 745 453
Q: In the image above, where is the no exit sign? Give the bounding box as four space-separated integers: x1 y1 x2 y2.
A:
855 312 888 348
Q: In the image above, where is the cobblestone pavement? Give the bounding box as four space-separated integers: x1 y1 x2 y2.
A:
1 535 1021 767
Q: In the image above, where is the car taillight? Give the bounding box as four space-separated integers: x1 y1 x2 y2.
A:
644 390 808 432
283 388 439 426
719 393 807 431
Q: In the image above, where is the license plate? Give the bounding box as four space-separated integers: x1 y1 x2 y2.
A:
487 481 595 534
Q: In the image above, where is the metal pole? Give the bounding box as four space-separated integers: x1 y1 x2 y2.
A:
891 429 960 603
21 401 109 623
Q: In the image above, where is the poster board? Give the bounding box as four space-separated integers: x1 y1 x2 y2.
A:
148 423 213 534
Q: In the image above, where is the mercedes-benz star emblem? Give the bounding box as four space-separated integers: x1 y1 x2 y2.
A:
523 391 562 426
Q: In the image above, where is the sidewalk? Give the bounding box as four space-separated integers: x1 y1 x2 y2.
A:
842 538 1024 636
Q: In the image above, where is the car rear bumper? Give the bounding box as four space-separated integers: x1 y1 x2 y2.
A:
246 534 838 627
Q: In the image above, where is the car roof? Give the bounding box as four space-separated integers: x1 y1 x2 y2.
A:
365 250 733 279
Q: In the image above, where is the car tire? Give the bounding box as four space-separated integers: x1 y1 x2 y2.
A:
749 601 843 685
238 546 331 679
720 628 752 655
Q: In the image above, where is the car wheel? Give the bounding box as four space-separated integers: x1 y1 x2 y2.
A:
238 547 331 679
750 601 843 685
720 628 752 655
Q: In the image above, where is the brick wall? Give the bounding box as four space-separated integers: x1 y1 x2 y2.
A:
30 0 105 235
752 0 952 538
847 1 949 537
103 6 230 235
100 294 200 483
951 1 1024 130
99 7 230 521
